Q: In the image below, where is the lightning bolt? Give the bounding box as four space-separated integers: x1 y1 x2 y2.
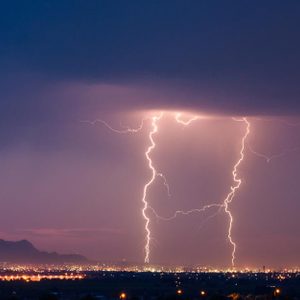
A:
142 112 164 263
175 112 200 126
245 117 300 163
198 206 224 231
157 172 171 197
247 142 300 163
80 118 146 133
223 117 250 267
150 203 223 221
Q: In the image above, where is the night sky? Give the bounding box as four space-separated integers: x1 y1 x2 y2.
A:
0 1 300 268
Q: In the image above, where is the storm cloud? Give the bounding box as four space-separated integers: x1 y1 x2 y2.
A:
1 0 300 119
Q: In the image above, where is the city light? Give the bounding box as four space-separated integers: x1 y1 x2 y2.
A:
177 289 183 295
274 288 281 296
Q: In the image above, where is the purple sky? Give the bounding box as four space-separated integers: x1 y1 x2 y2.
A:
0 1 300 268
0 91 299 268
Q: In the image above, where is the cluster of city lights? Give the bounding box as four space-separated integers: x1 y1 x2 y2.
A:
0 274 85 282
118 288 283 299
1 263 300 275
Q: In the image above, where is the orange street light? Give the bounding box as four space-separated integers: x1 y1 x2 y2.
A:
177 289 183 295
274 288 281 296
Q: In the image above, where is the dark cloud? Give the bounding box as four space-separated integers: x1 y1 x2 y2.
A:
0 1 300 116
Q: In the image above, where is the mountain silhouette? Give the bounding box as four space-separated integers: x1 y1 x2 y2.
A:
0 239 88 264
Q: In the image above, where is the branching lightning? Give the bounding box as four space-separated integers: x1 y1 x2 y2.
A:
247 142 300 163
223 117 250 267
175 112 200 126
198 206 224 231
80 118 147 133
157 172 171 197
150 203 224 221
247 117 300 163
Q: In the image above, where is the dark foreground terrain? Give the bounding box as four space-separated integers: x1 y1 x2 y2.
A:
0 271 299 300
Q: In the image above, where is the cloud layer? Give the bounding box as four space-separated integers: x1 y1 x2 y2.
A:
1 1 300 117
